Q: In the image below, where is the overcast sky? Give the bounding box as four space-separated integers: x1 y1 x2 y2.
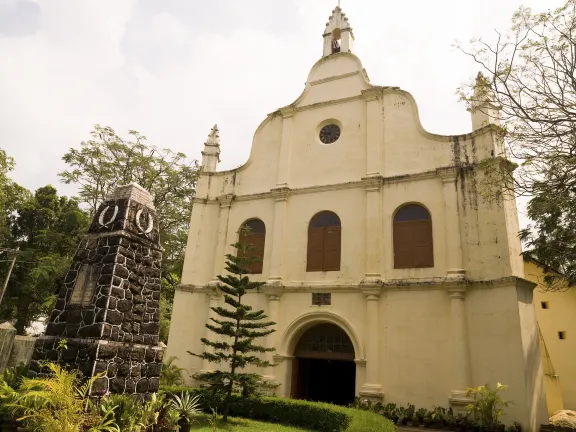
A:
0 0 556 227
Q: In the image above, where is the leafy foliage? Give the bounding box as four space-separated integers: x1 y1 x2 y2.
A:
59 125 199 340
189 230 275 421
0 183 90 334
466 383 513 430
456 1 576 286
8 362 118 432
161 356 186 386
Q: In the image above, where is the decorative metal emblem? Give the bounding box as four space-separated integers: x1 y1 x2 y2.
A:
98 205 119 228
135 209 154 234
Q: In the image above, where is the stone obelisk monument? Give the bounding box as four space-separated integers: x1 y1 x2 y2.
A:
30 183 164 400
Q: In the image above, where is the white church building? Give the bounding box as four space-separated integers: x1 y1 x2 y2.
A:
166 6 547 430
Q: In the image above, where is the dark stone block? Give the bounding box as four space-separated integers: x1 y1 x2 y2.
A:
133 323 140 333
96 296 108 308
111 287 125 298
118 300 132 312
62 347 78 361
65 324 81 336
110 378 125 393
130 365 141 378
145 348 155 363
129 284 142 294
111 327 120 341
102 323 112 338
98 344 117 359
95 309 106 323
108 363 118 377
79 348 88 359
79 323 102 338
106 310 123 325
155 349 164 362
116 255 126 265
142 322 159 335
47 349 59 361
91 378 109 396
55 298 66 310
112 276 123 287
125 379 136 394
147 362 162 378
133 335 143 343
94 361 108 375
117 363 130 377
136 379 149 394
131 347 145 362
103 254 116 263
123 333 133 342
147 301 160 309
83 310 95 325
67 310 83 324
149 378 160 392
133 304 145 315
65 270 78 283
108 236 121 246
115 266 129 279
102 263 115 275
119 246 134 259
108 297 117 309
98 274 112 285
46 322 66 336
152 291 160 301
125 290 133 300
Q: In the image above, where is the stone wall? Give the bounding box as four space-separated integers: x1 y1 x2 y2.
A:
0 322 35 373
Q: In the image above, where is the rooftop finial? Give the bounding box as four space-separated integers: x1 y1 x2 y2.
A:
201 124 221 172
322 5 354 58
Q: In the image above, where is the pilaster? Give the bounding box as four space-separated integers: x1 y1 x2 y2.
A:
277 108 294 187
438 167 466 278
359 285 383 401
263 285 284 385
447 287 474 409
268 187 290 285
210 194 234 282
362 176 384 283
201 285 221 373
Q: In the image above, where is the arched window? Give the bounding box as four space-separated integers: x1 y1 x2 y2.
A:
238 219 266 274
393 204 434 269
307 211 341 272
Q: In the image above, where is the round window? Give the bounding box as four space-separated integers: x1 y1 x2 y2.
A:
319 124 341 144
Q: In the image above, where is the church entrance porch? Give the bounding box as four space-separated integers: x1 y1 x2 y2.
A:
290 323 356 406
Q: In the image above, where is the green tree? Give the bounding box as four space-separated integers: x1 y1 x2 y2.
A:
0 185 90 334
59 125 200 340
189 232 275 421
456 0 576 286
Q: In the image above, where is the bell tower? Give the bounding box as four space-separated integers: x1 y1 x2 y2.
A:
322 5 354 57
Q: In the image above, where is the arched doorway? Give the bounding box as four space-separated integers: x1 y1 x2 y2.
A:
291 323 356 405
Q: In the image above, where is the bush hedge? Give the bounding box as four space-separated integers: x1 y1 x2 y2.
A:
160 386 394 432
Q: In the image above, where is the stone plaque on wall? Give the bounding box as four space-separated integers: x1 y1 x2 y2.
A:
69 264 100 306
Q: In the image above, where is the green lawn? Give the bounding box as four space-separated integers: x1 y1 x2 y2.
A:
189 415 310 431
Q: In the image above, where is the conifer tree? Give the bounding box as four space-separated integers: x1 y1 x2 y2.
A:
189 227 275 421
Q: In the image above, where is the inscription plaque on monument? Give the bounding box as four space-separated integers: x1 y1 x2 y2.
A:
69 264 100 306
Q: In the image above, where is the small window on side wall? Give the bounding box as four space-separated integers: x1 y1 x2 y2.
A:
238 219 266 274
307 211 341 272
393 204 434 269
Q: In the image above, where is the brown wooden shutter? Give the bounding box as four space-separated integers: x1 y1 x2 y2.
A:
323 226 341 271
307 227 325 272
393 222 414 269
412 220 434 268
248 232 265 274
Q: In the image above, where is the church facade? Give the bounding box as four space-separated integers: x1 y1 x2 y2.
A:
167 6 547 430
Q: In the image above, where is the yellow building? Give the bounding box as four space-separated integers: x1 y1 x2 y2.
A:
525 258 576 414
167 6 548 431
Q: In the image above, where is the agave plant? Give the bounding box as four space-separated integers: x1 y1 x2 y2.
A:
171 392 202 431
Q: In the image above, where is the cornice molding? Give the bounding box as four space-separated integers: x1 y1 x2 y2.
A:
309 70 360 86
199 166 477 204
176 276 534 294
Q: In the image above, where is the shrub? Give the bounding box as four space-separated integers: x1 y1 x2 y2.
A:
160 386 395 432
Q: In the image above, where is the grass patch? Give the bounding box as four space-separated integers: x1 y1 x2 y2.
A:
162 386 395 432
189 415 310 431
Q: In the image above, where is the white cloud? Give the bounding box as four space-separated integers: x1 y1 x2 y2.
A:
0 0 557 230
